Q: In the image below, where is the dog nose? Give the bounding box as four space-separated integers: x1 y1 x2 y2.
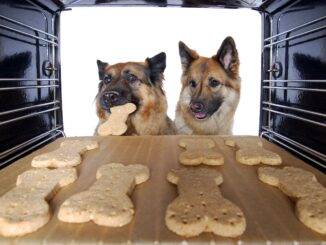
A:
106 91 120 103
101 91 120 108
190 101 204 112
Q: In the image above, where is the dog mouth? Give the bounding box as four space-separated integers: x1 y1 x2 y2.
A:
192 111 208 120
100 92 139 112
189 101 209 120
107 101 139 113
188 98 224 120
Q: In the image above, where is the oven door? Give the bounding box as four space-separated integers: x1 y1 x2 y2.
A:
260 0 326 170
0 0 64 168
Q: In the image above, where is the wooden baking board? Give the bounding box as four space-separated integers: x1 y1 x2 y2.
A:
0 136 325 244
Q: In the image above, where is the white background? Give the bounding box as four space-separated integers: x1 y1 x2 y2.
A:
60 7 261 136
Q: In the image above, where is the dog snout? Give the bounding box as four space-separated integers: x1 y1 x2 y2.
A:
106 91 120 103
190 101 205 113
101 91 122 109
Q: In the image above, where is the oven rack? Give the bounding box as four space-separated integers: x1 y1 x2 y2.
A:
0 127 64 166
0 14 59 46
261 10 326 170
261 128 326 169
0 2 62 168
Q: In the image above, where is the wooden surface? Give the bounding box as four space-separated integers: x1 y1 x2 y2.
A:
0 136 325 244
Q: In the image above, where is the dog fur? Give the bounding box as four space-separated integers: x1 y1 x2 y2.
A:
95 53 174 135
175 37 241 135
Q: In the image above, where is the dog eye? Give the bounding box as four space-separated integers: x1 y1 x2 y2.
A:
103 74 112 84
126 74 138 83
189 80 197 88
209 78 220 88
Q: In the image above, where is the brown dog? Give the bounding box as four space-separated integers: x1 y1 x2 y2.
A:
95 53 174 135
175 37 241 135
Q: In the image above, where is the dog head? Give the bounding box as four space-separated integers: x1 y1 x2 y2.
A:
178 37 240 122
96 52 166 120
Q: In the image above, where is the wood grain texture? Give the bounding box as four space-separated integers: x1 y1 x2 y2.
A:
0 136 325 244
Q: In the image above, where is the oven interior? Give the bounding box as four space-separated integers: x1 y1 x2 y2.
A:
0 0 325 170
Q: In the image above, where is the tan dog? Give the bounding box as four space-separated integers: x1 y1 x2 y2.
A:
96 53 175 135
175 37 241 135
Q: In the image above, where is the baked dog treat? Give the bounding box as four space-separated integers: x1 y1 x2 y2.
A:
31 139 98 168
225 136 282 165
165 167 246 237
0 168 77 237
179 138 216 149
258 166 326 234
178 138 224 166
97 103 136 136
58 163 149 227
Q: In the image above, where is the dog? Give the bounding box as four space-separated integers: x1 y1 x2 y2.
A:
175 37 241 135
95 52 175 135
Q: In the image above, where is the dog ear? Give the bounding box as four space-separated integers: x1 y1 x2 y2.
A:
179 41 199 71
97 59 108 81
146 52 166 84
214 36 239 78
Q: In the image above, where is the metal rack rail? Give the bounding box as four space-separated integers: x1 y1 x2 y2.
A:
0 14 58 40
0 78 59 82
0 13 59 45
262 107 325 127
0 107 61 126
0 84 59 91
0 128 64 166
0 126 63 160
0 23 58 46
263 24 326 48
262 86 326 93
264 15 326 42
262 102 326 118
261 129 325 169
0 101 60 116
263 79 326 83
261 7 326 168
0 0 63 167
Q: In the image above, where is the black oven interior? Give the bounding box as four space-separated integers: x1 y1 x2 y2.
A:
0 0 325 170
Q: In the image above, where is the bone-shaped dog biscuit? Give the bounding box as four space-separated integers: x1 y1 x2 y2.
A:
165 167 246 237
0 168 77 237
179 138 216 149
31 139 98 168
97 103 136 136
178 138 224 165
258 166 326 234
225 136 282 165
58 163 149 227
